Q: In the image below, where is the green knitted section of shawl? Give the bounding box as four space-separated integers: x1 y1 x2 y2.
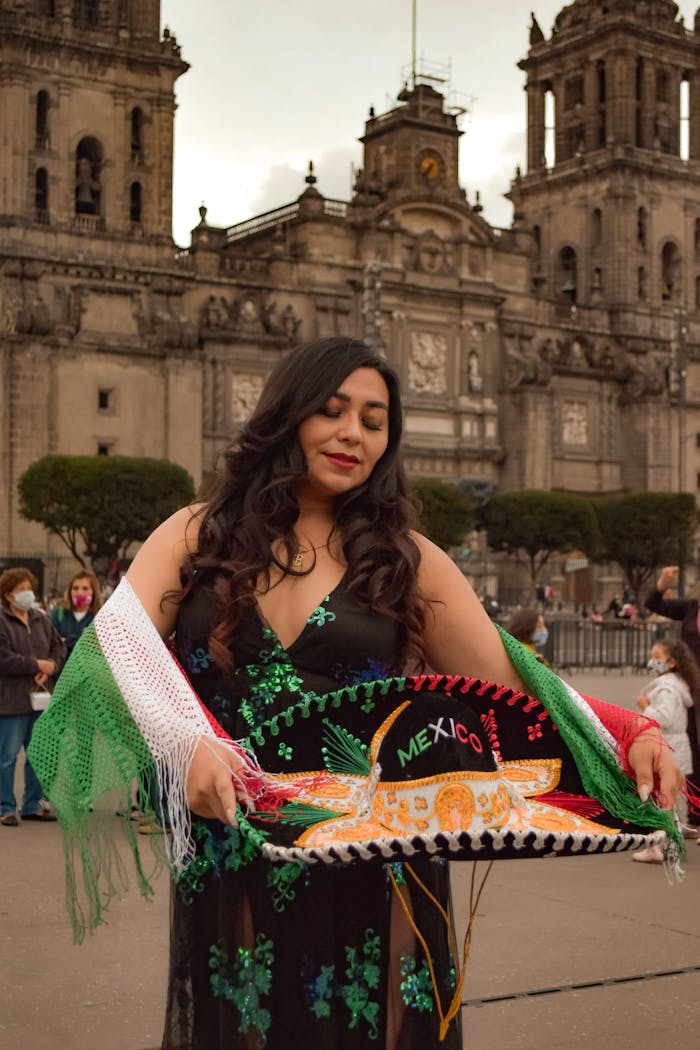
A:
27 624 158 940
497 626 681 849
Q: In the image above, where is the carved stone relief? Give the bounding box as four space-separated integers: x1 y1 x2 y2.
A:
200 292 301 343
408 332 448 395
231 373 265 425
404 230 456 275
561 401 589 446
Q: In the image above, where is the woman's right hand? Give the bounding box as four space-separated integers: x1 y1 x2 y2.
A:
656 565 679 592
36 659 56 676
186 737 249 825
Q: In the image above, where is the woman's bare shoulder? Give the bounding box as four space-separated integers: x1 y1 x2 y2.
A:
125 503 206 636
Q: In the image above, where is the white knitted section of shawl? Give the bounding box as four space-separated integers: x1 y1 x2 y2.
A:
562 679 620 764
94 577 220 870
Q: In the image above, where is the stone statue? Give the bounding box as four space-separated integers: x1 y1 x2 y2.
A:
75 156 99 215
529 12 545 45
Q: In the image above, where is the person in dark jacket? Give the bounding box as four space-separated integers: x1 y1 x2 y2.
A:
0 567 66 826
645 565 700 834
50 569 102 656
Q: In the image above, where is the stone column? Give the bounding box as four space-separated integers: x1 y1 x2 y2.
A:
526 81 546 172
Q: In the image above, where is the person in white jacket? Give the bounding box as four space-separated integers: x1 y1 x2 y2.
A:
633 639 698 862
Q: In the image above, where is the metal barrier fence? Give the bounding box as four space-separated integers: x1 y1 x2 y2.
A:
542 619 680 671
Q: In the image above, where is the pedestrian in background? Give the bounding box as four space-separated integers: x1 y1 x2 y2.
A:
0 567 66 826
507 607 550 665
645 565 700 834
50 570 102 657
632 638 699 862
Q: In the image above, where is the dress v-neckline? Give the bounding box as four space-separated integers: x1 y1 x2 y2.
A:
255 572 346 654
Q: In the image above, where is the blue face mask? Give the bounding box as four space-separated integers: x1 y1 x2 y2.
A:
532 627 549 647
647 657 669 675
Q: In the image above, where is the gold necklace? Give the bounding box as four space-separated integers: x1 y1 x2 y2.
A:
292 542 329 570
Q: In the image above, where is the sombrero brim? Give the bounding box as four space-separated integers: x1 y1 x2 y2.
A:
261 825 666 865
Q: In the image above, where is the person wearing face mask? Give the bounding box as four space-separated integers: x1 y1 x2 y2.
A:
632 639 700 862
506 608 551 666
50 571 102 656
0 567 66 826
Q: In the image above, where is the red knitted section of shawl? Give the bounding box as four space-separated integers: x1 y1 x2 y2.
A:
583 695 662 777
532 791 605 819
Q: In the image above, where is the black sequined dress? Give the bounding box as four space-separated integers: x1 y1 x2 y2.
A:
163 577 461 1050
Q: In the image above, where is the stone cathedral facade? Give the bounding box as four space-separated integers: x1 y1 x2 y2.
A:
2 0 700 602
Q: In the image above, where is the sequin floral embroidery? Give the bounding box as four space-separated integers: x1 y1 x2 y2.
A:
307 603 337 628
341 928 381 1038
177 819 264 903
266 861 304 913
399 955 434 1012
209 934 274 1043
304 928 382 1038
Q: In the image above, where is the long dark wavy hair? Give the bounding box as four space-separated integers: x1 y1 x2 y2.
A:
174 337 424 669
656 639 700 706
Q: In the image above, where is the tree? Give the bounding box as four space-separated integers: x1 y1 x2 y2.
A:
411 478 473 552
593 491 697 609
483 489 598 583
18 455 195 575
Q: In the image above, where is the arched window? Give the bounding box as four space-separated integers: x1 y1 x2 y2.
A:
130 107 144 163
130 181 142 223
637 207 647 250
635 58 643 147
36 90 50 150
559 245 578 303
532 224 542 261
38 1 56 17
591 208 602 249
695 276 700 310
35 168 49 222
75 136 103 216
75 0 99 28
544 83 555 168
661 241 681 300
597 61 607 147
638 266 647 300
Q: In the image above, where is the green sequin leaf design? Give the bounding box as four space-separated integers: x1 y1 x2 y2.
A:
266 861 304 913
400 955 434 1012
308 963 335 1019
340 929 381 1038
321 719 371 776
209 933 274 1043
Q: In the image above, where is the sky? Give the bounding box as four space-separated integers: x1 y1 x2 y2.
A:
161 0 699 246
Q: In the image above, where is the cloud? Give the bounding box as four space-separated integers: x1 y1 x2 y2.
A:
248 145 361 215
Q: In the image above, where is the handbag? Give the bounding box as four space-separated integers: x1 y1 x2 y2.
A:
30 689 52 711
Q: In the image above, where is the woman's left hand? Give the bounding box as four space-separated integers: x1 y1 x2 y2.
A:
627 729 684 809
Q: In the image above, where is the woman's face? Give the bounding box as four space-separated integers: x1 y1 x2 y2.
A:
296 367 390 501
70 577 93 610
6 578 34 613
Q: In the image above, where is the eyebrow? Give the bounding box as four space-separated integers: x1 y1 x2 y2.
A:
330 391 389 411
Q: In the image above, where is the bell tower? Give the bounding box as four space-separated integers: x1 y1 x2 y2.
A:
510 0 700 314
0 0 187 243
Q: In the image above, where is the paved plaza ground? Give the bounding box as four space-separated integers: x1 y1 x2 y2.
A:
2 671 699 1050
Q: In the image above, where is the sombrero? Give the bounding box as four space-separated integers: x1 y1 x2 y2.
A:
245 678 670 865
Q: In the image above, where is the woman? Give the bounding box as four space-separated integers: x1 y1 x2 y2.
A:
506 608 549 663
30 338 682 1049
0 567 66 825
50 570 102 656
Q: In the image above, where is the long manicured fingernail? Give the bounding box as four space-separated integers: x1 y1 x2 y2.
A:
225 808 238 826
638 784 650 802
